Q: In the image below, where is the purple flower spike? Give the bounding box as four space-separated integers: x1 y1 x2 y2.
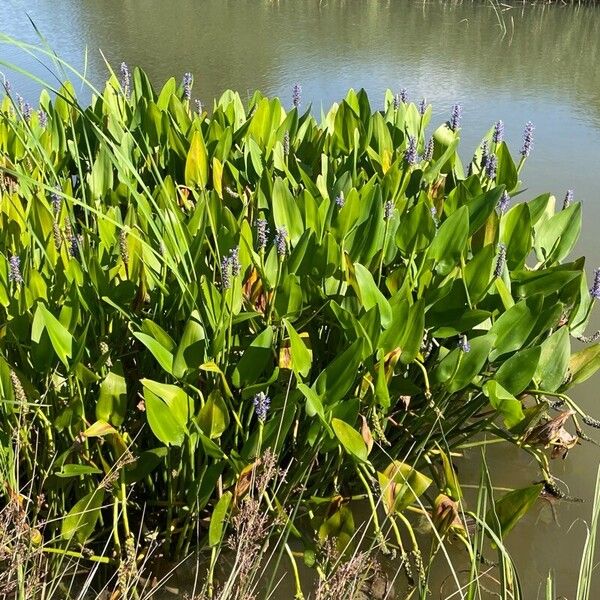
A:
458 335 471 353
493 120 504 144
404 135 418 166
591 268 600 300
563 189 574 210
23 103 32 123
69 232 83 258
120 62 130 98
229 246 241 276
253 391 271 422
335 191 345 208
195 99 203 115
480 141 489 170
256 218 269 251
521 121 534 157
274 226 288 257
221 255 231 290
423 137 434 162
38 110 48 128
449 103 462 132
9 255 23 284
485 153 497 180
494 243 507 278
498 191 510 215
182 72 193 101
292 82 302 108
418 98 427 115
51 191 62 216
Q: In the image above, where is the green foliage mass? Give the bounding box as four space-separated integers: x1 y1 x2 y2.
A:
1 69 600 592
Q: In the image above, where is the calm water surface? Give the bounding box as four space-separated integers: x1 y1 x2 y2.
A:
2 1 600 597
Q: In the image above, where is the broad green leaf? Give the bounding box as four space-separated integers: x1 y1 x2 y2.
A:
141 379 191 446
318 503 355 553
55 464 103 478
375 357 390 409
315 339 365 404
535 203 581 265
495 142 518 192
487 484 543 538
428 206 469 275
378 460 432 514
61 489 105 543
231 327 274 388
133 332 174 375
173 312 206 378
352 262 392 327
483 380 525 428
209 491 232 546
494 346 541 396
489 296 543 360
283 319 312 378
499 203 532 270
198 389 230 439
272 177 304 245
32 303 73 368
331 418 368 463
96 366 127 427
535 327 571 392
564 344 600 388
434 334 495 393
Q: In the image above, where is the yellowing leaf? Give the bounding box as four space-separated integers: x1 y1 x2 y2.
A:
185 130 208 188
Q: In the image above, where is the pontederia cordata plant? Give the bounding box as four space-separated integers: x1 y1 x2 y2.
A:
1 41 600 598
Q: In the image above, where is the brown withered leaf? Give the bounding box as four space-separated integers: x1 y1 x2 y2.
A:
279 343 292 371
360 415 374 455
524 410 575 446
550 428 578 459
242 267 271 314
399 395 411 410
432 494 465 536
234 460 260 505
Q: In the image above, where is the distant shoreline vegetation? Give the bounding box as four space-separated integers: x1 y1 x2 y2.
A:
1 62 600 599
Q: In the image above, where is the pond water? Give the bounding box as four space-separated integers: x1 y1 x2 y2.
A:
2 0 600 597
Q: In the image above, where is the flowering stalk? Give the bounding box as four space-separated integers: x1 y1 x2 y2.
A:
493 120 504 144
494 243 507 278
292 83 302 109
274 226 288 259
404 135 418 167
423 137 434 162
518 121 534 173
182 72 193 102
256 218 269 253
120 62 130 99
9 254 23 285
591 268 600 300
449 103 462 132
497 191 510 215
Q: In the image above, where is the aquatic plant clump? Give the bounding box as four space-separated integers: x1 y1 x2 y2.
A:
1 71 600 597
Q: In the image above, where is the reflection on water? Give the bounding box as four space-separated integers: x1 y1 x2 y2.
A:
2 0 600 596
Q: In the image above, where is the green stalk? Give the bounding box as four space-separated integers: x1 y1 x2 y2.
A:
356 465 388 553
